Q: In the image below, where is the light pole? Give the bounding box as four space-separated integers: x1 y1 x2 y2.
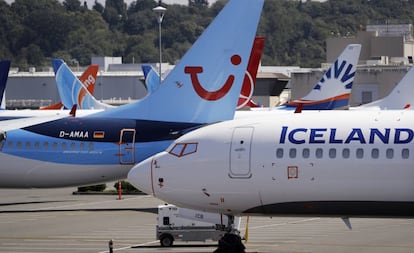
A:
153 1 166 85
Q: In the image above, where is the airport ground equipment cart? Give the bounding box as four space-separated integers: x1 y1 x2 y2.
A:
156 204 240 247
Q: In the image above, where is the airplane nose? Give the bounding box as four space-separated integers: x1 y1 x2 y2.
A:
127 157 154 195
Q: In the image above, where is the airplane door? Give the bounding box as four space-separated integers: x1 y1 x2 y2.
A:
119 128 136 164
229 127 253 178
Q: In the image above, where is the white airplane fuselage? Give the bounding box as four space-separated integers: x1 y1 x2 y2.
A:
129 110 414 217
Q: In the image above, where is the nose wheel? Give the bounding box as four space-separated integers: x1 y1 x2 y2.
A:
214 215 246 253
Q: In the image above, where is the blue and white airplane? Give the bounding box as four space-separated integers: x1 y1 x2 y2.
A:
0 0 264 188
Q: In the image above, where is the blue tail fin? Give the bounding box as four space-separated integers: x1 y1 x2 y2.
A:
142 64 161 94
286 44 361 110
53 59 113 110
0 60 11 109
90 0 264 123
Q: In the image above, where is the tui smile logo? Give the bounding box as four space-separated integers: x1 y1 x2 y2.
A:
185 54 242 101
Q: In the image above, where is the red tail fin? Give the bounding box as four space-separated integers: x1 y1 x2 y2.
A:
237 36 265 108
79 64 99 94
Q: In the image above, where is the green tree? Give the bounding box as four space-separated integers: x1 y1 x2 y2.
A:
63 0 82 12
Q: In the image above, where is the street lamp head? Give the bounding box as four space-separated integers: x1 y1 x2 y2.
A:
153 5 167 14
152 5 167 24
153 5 167 23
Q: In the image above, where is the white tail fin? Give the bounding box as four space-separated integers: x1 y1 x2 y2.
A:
286 44 361 110
359 66 414 110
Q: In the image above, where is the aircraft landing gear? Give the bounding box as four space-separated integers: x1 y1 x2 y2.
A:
214 215 246 253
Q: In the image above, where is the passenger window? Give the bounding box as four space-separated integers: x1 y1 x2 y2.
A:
315 148 323 158
328 148 336 159
34 142 40 149
43 142 49 149
17 141 22 149
52 142 58 150
61 142 67 150
356 148 364 159
289 148 296 158
7 141 13 148
386 148 394 159
276 148 283 158
80 142 85 150
371 148 379 159
302 148 310 158
88 142 94 150
70 142 76 150
342 148 350 159
402 148 409 159
25 142 31 149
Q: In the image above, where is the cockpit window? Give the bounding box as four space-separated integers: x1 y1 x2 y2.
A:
169 142 198 157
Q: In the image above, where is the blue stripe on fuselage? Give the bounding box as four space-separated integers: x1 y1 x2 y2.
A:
0 116 29 121
1 118 202 165
22 117 201 142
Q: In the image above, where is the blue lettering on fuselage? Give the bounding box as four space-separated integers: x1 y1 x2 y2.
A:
280 126 413 144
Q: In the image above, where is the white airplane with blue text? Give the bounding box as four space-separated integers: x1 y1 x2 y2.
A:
0 0 264 188
129 109 414 220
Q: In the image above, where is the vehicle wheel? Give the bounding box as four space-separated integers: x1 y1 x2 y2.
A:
160 234 174 247
215 233 245 253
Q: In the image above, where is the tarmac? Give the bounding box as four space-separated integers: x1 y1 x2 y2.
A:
1 187 414 253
